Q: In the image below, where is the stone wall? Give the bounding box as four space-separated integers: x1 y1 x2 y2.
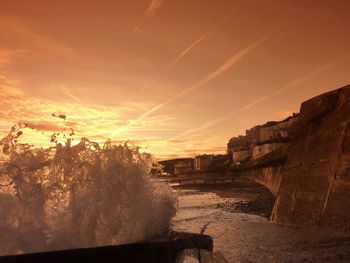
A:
231 146 288 196
271 85 350 232
234 166 284 196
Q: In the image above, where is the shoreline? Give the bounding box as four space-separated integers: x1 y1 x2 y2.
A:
172 178 350 262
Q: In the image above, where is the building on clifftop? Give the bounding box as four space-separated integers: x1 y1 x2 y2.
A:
227 114 298 164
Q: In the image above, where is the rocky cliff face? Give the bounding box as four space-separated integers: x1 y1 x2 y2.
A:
271 85 350 232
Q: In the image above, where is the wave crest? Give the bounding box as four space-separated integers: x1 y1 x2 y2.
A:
0 126 176 255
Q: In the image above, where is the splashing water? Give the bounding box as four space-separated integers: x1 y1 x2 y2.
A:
0 124 177 256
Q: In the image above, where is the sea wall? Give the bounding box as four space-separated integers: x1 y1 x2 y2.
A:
234 166 283 196
231 147 288 196
245 166 283 196
271 85 350 232
227 114 295 196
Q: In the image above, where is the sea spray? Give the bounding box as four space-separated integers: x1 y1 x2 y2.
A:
0 125 177 255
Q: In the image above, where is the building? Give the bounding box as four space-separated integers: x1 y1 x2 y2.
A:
227 114 298 164
194 154 214 170
158 158 194 176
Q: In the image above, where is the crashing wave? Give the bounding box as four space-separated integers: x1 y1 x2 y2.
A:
0 123 176 256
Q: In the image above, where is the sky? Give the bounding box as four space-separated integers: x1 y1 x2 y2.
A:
0 0 350 159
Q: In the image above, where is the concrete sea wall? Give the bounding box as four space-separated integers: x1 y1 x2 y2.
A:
231 147 287 196
244 166 283 197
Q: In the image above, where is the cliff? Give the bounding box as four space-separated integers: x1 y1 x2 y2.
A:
271 85 350 231
228 84 350 232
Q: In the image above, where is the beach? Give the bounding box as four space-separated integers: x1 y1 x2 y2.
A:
172 178 350 262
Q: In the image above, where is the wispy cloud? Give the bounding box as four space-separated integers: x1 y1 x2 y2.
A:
164 33 211 72
138 25 284 120
61 86 87 104
181 146 226 154
142 9 234 92
0 49 25 66
167 138 190 144
0 15 74 56
0 73 183 153
22 121 68 132
171 55 350 140
145 0 166 18
141 30 212 92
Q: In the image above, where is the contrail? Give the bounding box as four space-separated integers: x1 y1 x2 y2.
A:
139 24 284 120
164 32 212 73
170 56 350 140
142 9 234 92
61 86 87 104
145 0 166 18
141 30 212 92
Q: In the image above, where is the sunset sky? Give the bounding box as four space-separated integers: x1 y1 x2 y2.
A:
1 0 350 159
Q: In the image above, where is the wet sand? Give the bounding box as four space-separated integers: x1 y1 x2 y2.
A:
172 178 350 262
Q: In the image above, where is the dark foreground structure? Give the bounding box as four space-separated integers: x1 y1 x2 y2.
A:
0 232 213 263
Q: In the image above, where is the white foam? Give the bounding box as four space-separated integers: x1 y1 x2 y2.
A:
0 127 177 255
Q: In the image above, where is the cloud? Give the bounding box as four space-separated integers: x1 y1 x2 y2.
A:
109 139 150 144
61 85 87 104
202 146 227 152
171 55 350 140
0 47 175 149
182 146 226 154
0 82 121 139
145 0 166 18
0 49 24 66
142 9 234 92
167 133 209 144
141 30 212 92
110 112 177 137
133 25 142 33
0 76 23 96
0 74 183 154
163 32 212 73
167 138 189 144
137 25 284 120
0 15 74 56
21 121 68 132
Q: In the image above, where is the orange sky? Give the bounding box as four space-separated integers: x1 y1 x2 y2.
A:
1 0 350 159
